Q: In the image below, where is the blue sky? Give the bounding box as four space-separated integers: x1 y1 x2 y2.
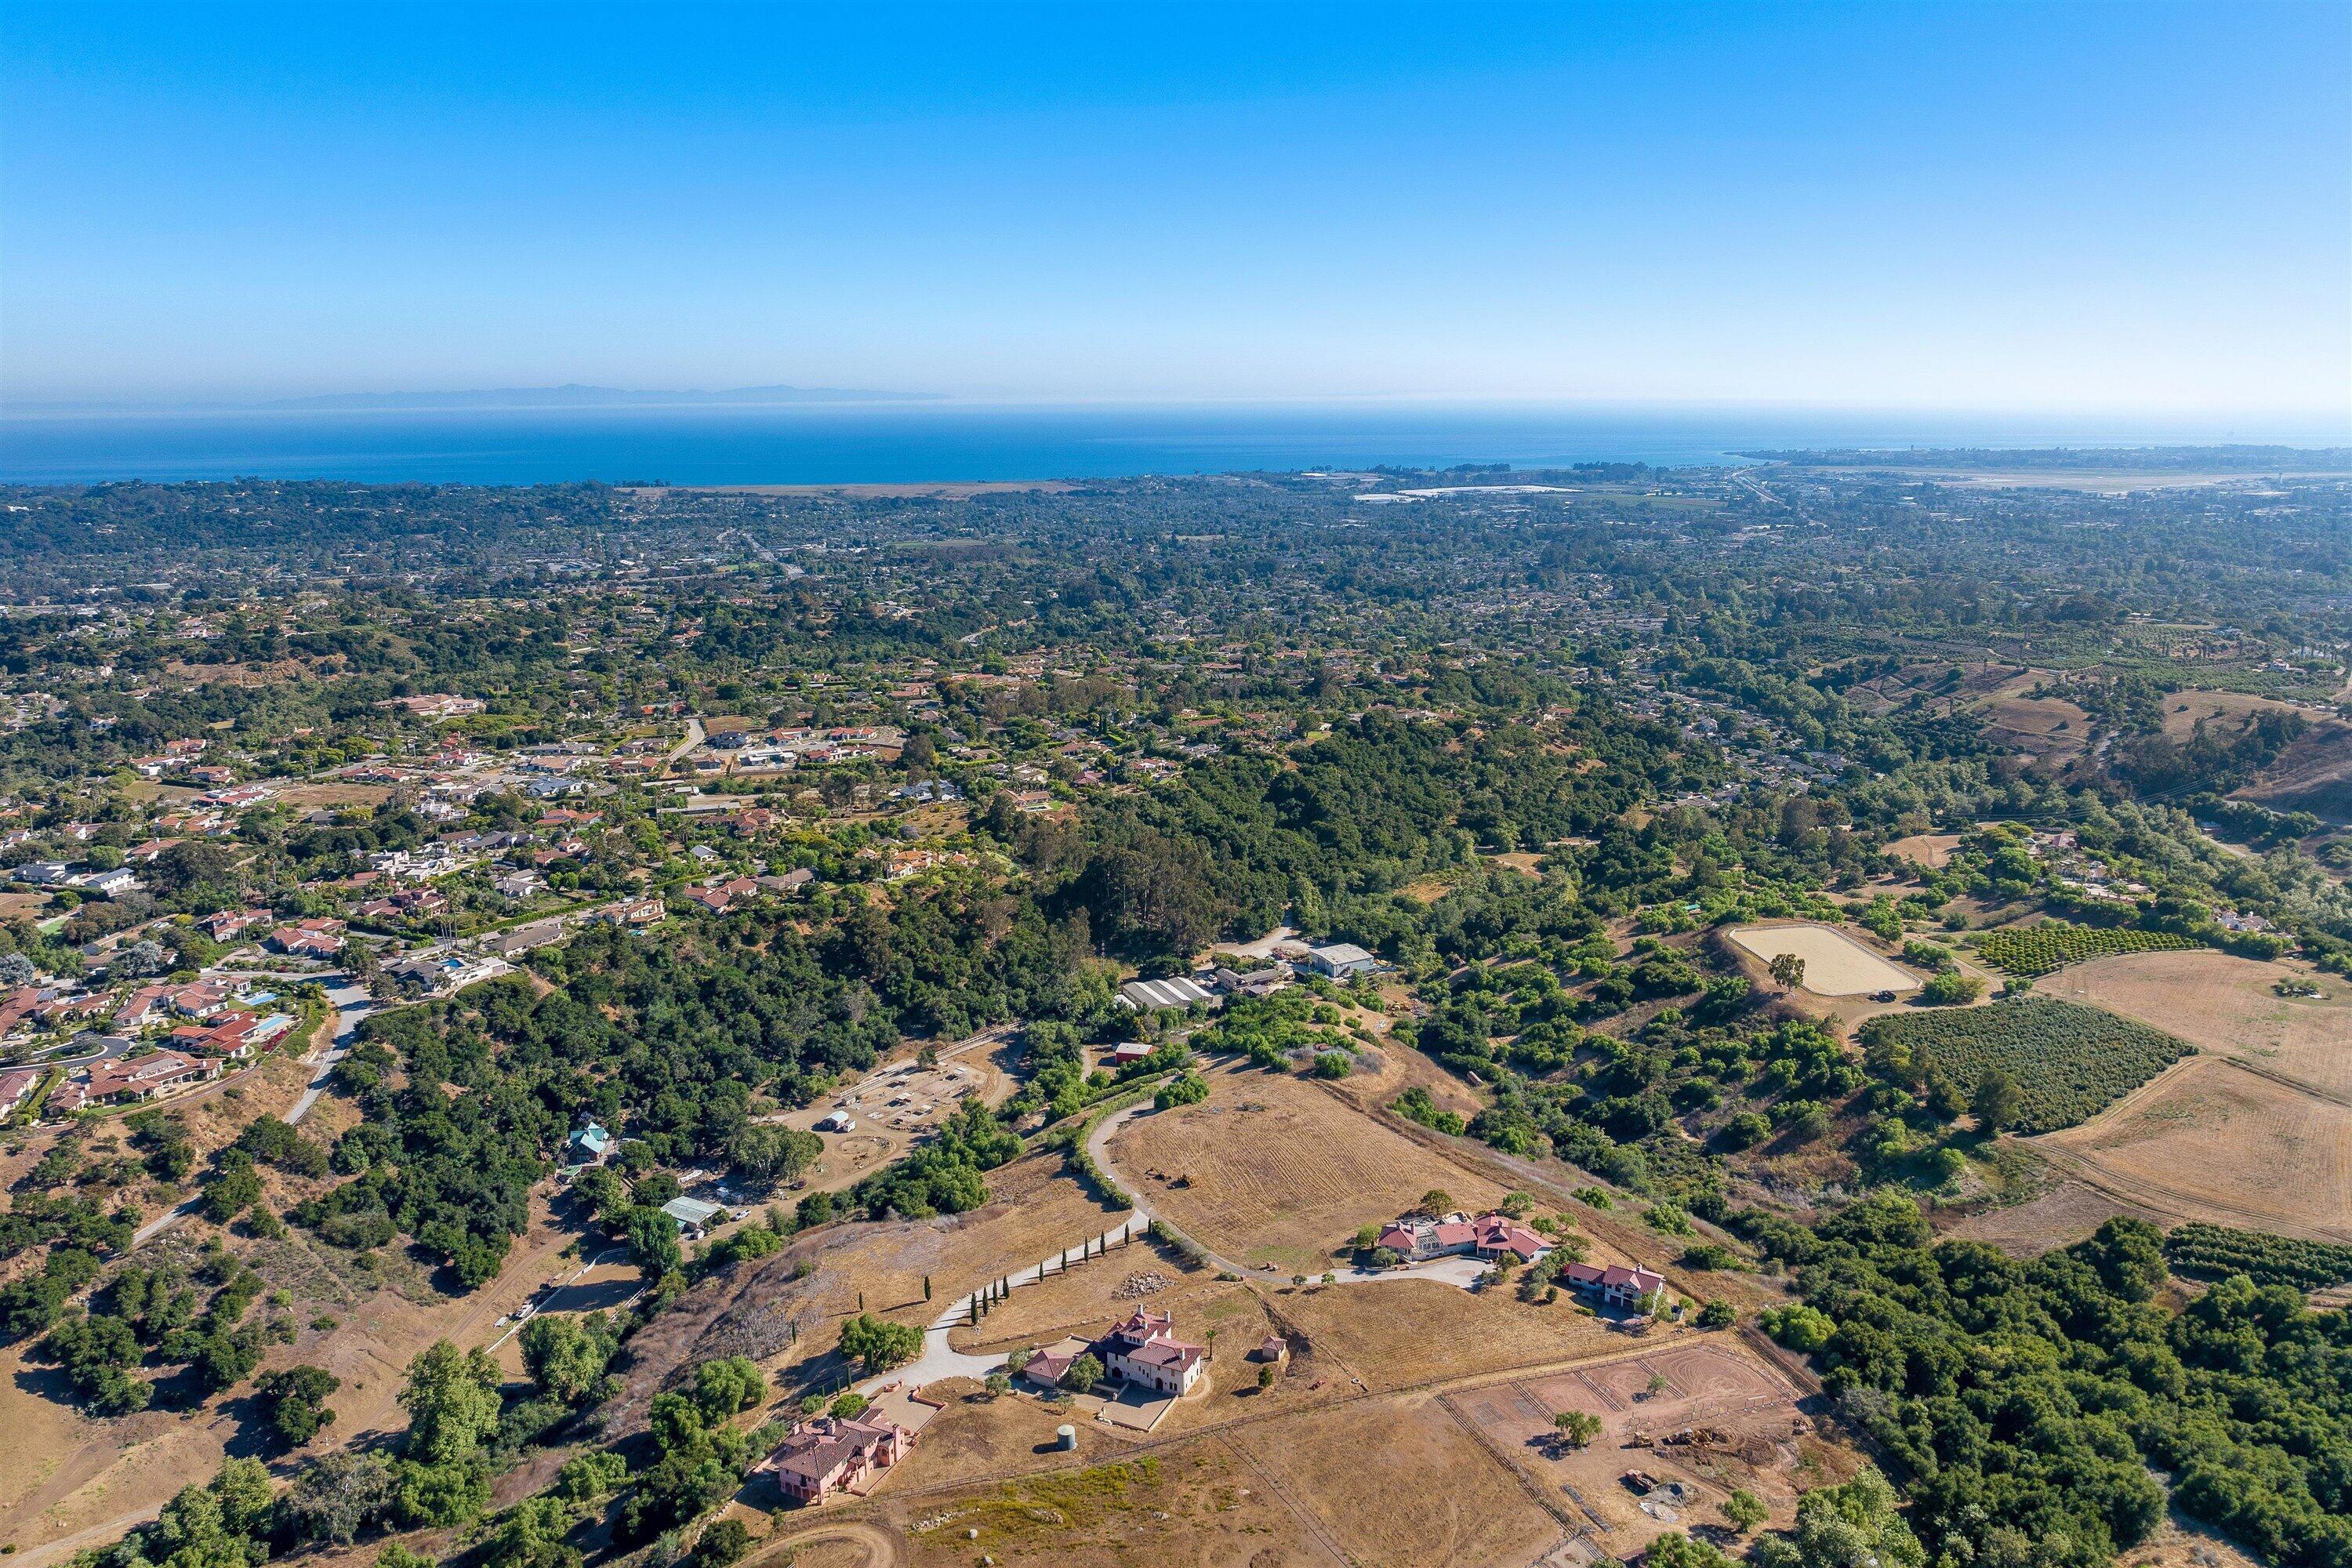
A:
4 1 2347 418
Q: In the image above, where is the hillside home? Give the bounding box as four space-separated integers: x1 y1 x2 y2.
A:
1374 1210 1551 1265
756 1414 918 1504
1098 1309 1207 1395
1559 1261 1668 1313
49 1049 217 1112
0 1068 41 1118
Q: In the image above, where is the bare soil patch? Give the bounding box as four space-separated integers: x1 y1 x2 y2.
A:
1726 924 1916 997
274 782 396 810
1971 677 2092 772
1452 1340 1817 1553
1886 833 1962 869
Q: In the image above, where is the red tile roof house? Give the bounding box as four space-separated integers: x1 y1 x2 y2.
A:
1374 1210 1552 1265
1018 1338 1089 1391
1098 1309 1207 1396
754 1414 918 1505
49 1049 218 1113
199 907 271 942
1560 1261 1669 1313
266 924 344 959
0 1067 42 1118
112 985 176 1029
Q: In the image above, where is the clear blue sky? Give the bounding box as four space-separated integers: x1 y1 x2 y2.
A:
4 1 2347 418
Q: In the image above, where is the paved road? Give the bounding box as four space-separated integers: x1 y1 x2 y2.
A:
284 979 370 1123
665 717 706 768
38 1029 136 1071
132 981 368 1247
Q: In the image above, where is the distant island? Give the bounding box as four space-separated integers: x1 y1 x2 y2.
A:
258 383 943 411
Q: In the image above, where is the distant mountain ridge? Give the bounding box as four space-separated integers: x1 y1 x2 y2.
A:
258 383 942 411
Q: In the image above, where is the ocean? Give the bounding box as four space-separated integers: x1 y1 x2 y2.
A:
0 402 2334 487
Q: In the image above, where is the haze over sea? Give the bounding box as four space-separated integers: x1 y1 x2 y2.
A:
2 403 2342 487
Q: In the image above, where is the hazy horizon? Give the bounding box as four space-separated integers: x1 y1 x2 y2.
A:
4 2 2347 421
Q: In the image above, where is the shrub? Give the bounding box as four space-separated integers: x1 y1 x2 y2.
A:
838 1312 921 1375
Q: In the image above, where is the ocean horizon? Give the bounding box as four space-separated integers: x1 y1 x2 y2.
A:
2 401 2342 487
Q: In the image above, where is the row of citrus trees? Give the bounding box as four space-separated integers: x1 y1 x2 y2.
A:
1973 925 2195 978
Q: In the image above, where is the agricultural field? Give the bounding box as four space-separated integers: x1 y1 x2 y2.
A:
2038 1060 2352 1244
1726 923 1916 996
1104 1059 1504 1275
2161 1222 2352 1292
2038 949 2352 1100
1861 998 2193 1133
1973 925 2197 978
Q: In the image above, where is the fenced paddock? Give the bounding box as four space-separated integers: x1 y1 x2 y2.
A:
1728 923 1917 996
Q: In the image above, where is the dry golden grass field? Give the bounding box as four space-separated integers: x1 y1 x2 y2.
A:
898 1440 1327 1568
1105 1062 1504 1275
1222 1388 1566 1566
2041 949 2352 1099
2037 1062 2352 1244
1264 1276 1629 1395
1886 833 1962 869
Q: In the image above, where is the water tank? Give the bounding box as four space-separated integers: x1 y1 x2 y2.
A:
1055 1423 1077 1450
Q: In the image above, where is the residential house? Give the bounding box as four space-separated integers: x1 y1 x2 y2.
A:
485 919 568 959
1210 964 1292 999
199 908 271 943
493 870 546 899
112 984 175 1030
1096 1309 1207 1396
567 1121 615 1166
78 867 142 898
660 1196 727 1239
0 1067 42 1118
1559 1261 1668 1313
1374 1210 1551 1266
755 1414 918 1505
50 1049 217 1112
680 885 734 915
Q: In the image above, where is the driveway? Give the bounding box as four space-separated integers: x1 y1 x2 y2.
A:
860 1212 1144 1396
